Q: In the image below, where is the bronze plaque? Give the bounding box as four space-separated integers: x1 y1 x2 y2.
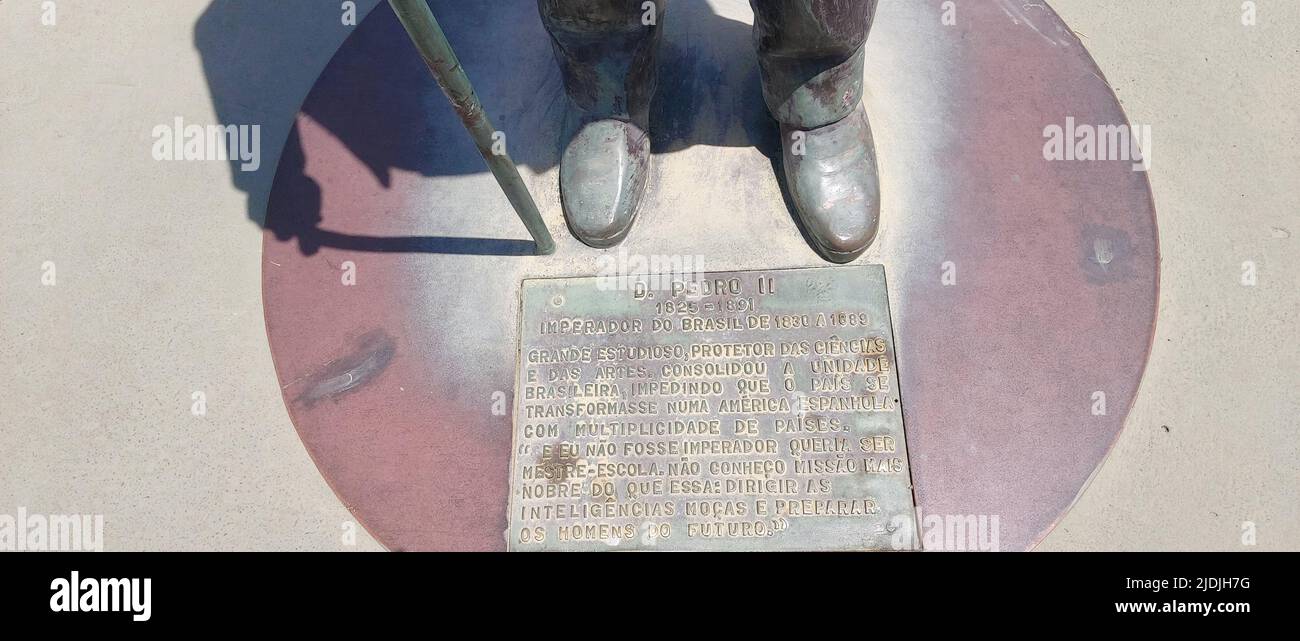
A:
507 265 917 551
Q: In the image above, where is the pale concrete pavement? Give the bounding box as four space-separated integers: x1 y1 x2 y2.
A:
0 0 1294 550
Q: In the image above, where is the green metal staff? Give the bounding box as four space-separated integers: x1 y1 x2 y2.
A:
388 0 556 255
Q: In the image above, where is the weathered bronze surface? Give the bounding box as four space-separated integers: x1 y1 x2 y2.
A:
508 265 917 551
539 0 882 259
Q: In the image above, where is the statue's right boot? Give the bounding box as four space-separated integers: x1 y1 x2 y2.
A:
538 0 666 248
753 0 881 263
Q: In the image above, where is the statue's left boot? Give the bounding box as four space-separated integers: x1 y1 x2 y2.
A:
558 118 651 248
753 0 880 263
780 109 880 263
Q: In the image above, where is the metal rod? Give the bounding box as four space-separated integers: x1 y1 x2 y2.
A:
387 0 556 255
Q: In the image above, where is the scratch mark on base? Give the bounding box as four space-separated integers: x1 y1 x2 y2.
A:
295 330 396 407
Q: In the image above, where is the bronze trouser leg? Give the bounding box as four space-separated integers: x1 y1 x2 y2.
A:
539 0 872 129
537 0 666 129
751 0 877 129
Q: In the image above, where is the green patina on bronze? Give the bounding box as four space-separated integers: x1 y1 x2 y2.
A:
539 0 881 261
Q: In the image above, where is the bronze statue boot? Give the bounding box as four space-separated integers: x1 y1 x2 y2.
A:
538 1 663 248
752 0 881 262
558 118 651 248
779 108 881 263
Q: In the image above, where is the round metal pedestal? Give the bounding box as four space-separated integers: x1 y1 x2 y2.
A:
263 0 1158 551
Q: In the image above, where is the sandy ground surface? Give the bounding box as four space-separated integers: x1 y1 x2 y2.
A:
1 0 1295 551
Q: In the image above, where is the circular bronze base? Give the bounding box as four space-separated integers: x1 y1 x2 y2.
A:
263 0 1158 551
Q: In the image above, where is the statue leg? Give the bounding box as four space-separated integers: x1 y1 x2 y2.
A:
752 0 880 263
539 0 666 248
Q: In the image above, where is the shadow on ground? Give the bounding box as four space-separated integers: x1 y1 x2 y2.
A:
195 0 781 257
